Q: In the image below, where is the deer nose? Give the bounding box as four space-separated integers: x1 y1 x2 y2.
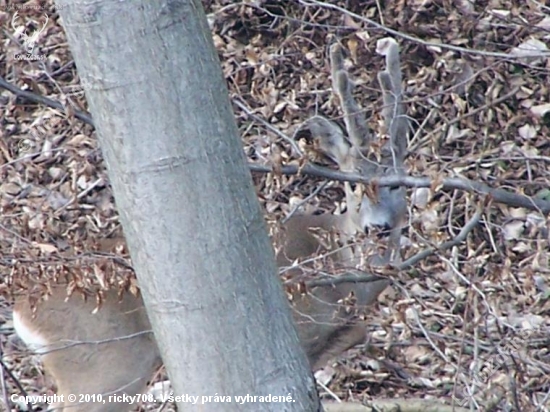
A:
365 223 392 238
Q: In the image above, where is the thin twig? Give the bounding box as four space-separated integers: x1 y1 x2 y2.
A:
282 181 328 224
17 330 153 356
0 358 35 412
297 0 550 59
233 99 303 157
410 87 521 152
411 307 452 363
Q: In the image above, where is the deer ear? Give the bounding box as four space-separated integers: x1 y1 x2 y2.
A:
297 115 351 166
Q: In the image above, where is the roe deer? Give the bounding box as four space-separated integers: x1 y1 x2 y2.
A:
13 38 408 412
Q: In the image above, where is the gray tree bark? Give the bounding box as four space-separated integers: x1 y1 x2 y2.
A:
56 1 321 411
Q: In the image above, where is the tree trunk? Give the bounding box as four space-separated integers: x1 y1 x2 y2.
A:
56 1 321 410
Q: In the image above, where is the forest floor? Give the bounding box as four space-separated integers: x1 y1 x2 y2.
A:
1 0 549 411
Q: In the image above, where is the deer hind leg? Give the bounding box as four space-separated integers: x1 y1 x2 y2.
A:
13 287 162 412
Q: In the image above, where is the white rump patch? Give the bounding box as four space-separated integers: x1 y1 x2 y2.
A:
13 311 49 354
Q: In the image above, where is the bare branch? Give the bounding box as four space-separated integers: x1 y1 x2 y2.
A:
302 208 483 287
249 162 550 214
0 76 94 126
399 209 483 269
305 270 386 288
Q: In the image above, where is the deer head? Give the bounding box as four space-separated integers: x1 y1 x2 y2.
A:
278 38 409 368
296 38 408 264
